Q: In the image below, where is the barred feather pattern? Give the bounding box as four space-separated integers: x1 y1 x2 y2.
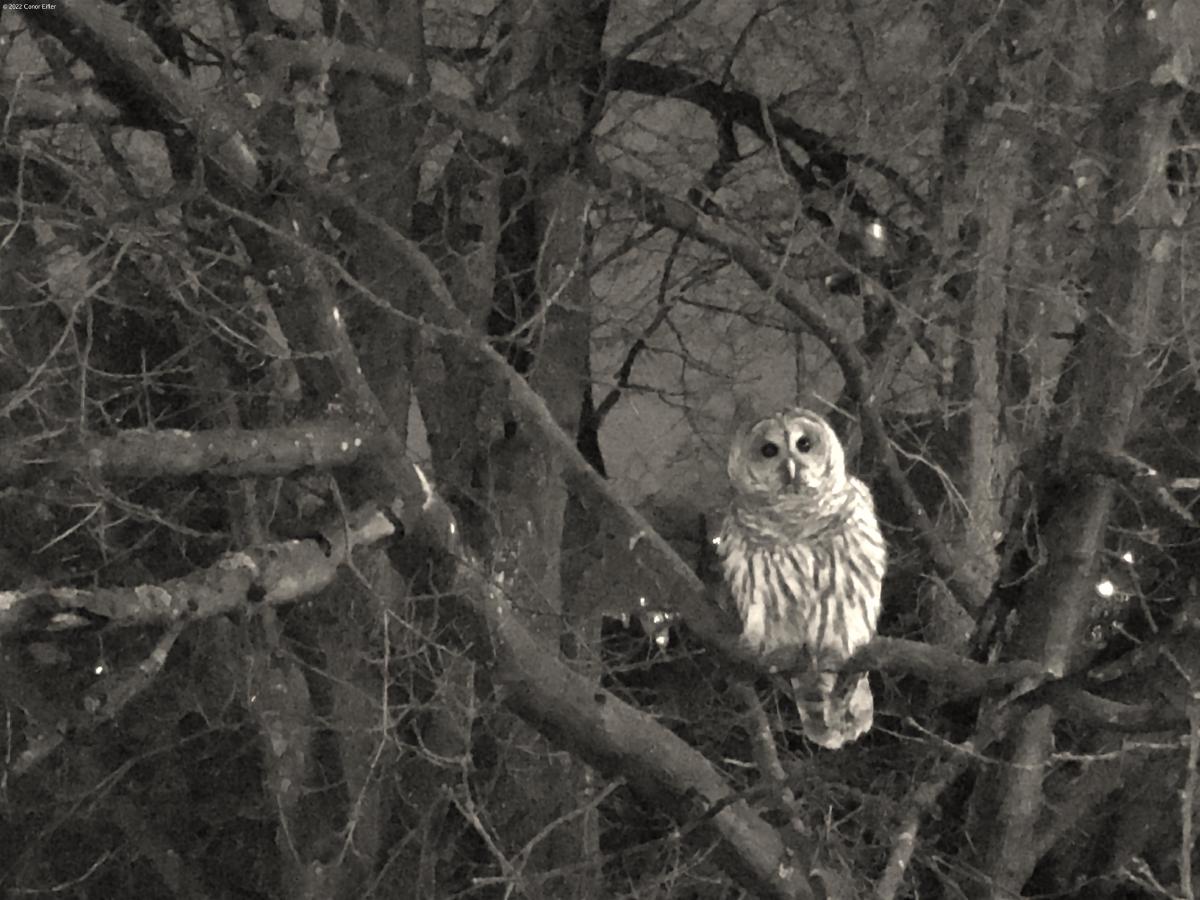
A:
719 409 887 749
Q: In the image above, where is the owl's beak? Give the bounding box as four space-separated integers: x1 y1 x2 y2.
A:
786 457 797 484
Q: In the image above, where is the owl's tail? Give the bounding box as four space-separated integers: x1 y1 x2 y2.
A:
791 671 873 750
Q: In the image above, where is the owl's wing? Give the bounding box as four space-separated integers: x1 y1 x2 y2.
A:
790 670 874 750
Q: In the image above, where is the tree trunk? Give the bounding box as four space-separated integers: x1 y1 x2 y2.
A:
971 4 1178 892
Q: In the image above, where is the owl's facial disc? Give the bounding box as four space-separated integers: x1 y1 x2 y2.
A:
729 409 847 496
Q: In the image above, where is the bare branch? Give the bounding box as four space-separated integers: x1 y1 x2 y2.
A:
472 564 818 900
607 59 927 220
0 77 119 125
1183 698 1200 899
1071 448 1199 528
11 620 186 776
247 35 522 149
874 746 974 900
593 233 684 427
33 2 260 190
0 503 396 636
0 421 386 485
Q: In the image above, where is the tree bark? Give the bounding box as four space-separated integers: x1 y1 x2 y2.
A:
973 4 1178 892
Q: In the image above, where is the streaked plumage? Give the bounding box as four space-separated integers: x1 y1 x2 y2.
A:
719 408 886 748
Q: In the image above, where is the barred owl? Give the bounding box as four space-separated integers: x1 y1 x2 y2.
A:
718 408 886 749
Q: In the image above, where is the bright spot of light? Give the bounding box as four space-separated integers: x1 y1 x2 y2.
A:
332 306 342 325
655 632 670 649
867 221 886 241
1096 579 1116 598
1146 6 1158 20
652 611 667 624
1121 550 1134 564
711 536 721 546
638 596 647 607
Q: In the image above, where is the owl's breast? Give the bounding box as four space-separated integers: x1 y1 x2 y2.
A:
718 504 884 665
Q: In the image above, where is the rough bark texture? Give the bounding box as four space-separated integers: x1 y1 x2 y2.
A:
972 4 1178 892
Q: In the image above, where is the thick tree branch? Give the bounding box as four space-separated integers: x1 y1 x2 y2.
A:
0 502 395 636
856 638 1183 732
0 77 119 125
32 3 260 190
0 421 386 485
850 637 1043 693
476 564 818 900
245 35 523 149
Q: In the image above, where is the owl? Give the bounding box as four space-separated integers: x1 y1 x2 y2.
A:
718 408 886 749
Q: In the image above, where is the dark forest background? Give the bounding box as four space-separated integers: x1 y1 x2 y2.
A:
1 1 1199 897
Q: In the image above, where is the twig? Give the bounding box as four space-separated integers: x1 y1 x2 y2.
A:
11 621 186 776
513 779 623 880
874 748 973 900
1072 448 1198 528
1183 695 1200 900
592 233 684 427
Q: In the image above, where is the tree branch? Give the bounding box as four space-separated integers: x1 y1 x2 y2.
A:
874 745 974 900
1071 448 1199 528
607 58 928 220
477 566 818 900
0 502 396 636
0 420 386 486
32 2 260 190
245 35 523 149
10 620 186 776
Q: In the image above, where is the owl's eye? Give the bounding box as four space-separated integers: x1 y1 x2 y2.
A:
760 441 779 459
795 434 813 453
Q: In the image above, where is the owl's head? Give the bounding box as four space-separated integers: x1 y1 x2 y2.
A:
727 408 847 497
